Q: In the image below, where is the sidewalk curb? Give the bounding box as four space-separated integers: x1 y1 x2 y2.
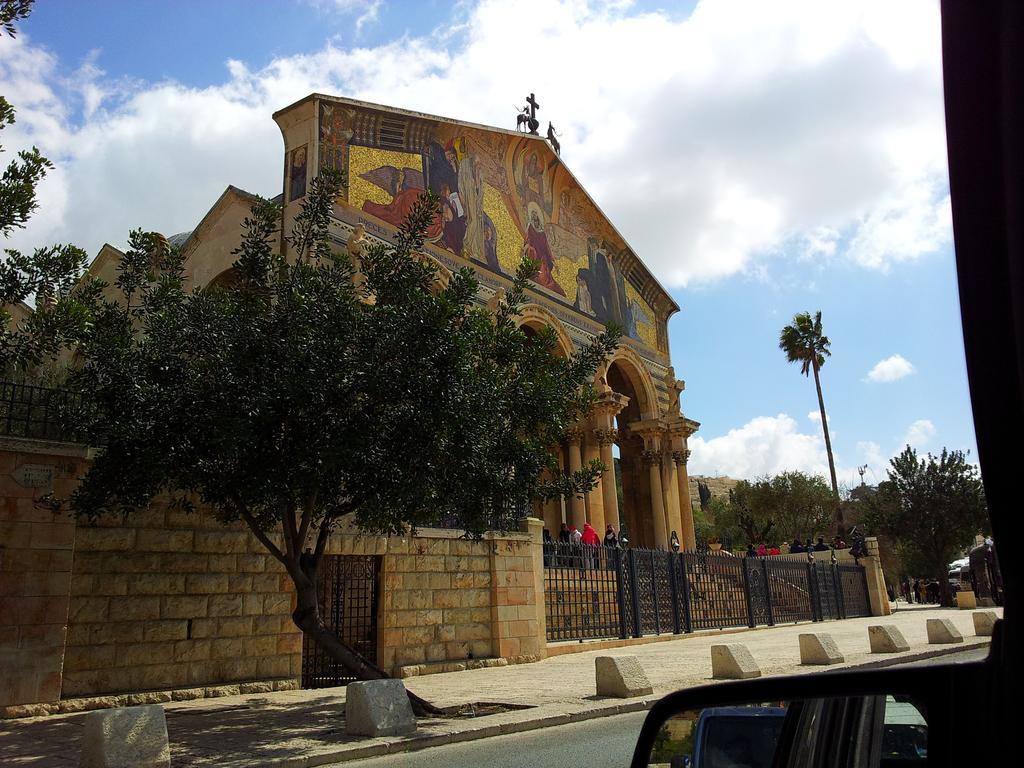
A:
270 642 989 767
836 639 989 671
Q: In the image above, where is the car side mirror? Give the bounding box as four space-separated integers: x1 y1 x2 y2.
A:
630 657 993 768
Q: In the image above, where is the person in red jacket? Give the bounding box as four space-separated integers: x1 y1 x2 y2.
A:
581 522 601 546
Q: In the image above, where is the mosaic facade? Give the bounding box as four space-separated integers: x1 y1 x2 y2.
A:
317 99 661 351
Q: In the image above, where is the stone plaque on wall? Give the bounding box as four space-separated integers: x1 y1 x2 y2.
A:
12 463 55 491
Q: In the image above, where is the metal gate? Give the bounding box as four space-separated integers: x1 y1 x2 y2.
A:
543 543 873 643
301 555 380 689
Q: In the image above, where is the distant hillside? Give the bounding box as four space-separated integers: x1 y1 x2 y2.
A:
687 475 741 510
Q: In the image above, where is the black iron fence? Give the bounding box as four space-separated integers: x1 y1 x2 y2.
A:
0 380 89 444
543 542 871 643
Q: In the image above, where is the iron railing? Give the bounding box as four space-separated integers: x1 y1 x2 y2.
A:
0 380 89 443
543 543 872 643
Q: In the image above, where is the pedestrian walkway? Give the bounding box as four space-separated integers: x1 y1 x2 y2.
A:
0 606 998 767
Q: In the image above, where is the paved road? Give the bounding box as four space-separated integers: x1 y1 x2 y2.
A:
346 711 648 768
343 648 986 768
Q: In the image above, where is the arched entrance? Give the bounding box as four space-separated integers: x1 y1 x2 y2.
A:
606 357 660 548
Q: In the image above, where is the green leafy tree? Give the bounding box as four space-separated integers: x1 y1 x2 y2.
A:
1 0 90 373
779 311 840 512
52 171 618 712
864 446 987 606
751 471 837 544
706 482 768 547
706 471 835 548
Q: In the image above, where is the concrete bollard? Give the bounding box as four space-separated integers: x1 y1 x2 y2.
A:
595 656 653 698
868 625 911 653
80 704 171 768
711 644 761 679
345 679 417 737
926 618 964 644
972 611 998 637
956 591 977 609
799 633 845 665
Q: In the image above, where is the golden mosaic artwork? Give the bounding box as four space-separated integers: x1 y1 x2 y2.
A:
348 146 423 211
624 281 658 349
547 225 587 304
483 182 523 276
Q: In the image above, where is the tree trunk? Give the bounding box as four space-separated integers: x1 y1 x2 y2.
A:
290 565 444 717
812 362 841 526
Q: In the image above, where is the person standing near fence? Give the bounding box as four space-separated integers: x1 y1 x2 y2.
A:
558 523 570 544
603 525 618 547
670 530 681 553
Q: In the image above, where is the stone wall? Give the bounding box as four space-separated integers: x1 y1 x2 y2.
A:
63 507 299 698
0 438 89 707
1 437 550 712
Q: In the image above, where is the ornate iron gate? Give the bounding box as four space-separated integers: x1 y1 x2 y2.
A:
301 555 380 689
543 544 873 643
811 561 842 620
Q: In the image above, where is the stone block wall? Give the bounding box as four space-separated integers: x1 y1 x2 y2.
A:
328 521 547 677
63 508 299 697
0 439 89 707
1 436 551 710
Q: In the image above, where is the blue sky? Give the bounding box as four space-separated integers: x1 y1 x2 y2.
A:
3 0 974 486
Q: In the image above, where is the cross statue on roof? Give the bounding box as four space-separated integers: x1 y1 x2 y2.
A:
516 92 541 135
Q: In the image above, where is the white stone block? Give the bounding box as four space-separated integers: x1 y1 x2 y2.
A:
80 704 170 768
595 656 653 698
711 644 761 679
799 633 845 665
345 679 416 737
926 618 964 644
973 611 997 636
868 625 910 653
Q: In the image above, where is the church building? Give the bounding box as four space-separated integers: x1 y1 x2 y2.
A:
171 93 701 550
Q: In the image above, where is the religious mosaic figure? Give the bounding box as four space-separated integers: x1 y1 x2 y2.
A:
523 203 564 297
361 166 441 239
455 139 487 264
319 104 355 187
482 215 501 273
289 145 308 202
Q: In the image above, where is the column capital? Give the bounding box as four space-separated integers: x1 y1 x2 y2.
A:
594 427 619 446
641 449 663 467
672 449 691 466
563 426 586 445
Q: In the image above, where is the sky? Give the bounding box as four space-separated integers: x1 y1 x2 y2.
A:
1 0 976 489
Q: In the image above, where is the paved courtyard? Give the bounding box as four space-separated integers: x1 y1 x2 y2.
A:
0 605 998 767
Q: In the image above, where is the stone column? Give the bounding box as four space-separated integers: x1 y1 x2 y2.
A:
673 449 695 550
596 428 620 532
863 537 893 617
583 432 605 532
565 428 586 529
642 441 669 549
662 450 684 547
540 466 561 537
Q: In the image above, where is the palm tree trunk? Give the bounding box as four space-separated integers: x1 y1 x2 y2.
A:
812 362 842 522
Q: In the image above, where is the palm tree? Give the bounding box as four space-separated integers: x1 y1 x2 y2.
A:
779 311 842 526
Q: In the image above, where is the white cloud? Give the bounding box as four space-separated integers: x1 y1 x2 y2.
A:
865 354 915 382
1 0 951 286
903 418 936 449
688 414 832 479
688 414 939 487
